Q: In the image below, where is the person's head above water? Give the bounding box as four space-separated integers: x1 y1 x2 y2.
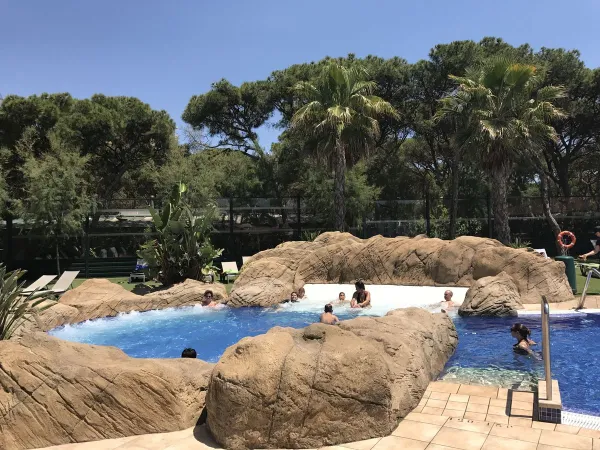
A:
298 287 306 298
202 290 214 304
290 292 298 301
355 280 366 291
511 323 531 340
324 303 333 313
339 292 346 300
181 348 197 358
443 290 453 301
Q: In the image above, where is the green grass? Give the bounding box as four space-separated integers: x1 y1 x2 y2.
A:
72 277 233 294
575 272 600 295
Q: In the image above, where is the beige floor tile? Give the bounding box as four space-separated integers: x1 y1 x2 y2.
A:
405 412 449 426
431 391 451 401
320 446 350 450
431 427 488 450
539 430 593 450
163 435 218 449
511 409 533 418
486 415 509 425
538 445 574 450
450 394 470 403
482 435 537 450
427 399 449 409
532 422 556 431
446 401 468 411
555 425 581 435
429 381 461 394
467 403 490 414
458 385 499 398
487 406 509 417
470 396 492 405
443 409 465 418
490 399 506 407
340 437 382 449
445 417 493 434
490 423 541 443
393 420 443 442
419 399 428 407
497 389 509 400
422 407 445 416
426 445 457 450
508 417 532 428
413 406 425 414
511 400 534 411
512 392 535 403
424 390 432 398
594 438 600 450
373 436 429 450
578 429 600 439
464 412 488 421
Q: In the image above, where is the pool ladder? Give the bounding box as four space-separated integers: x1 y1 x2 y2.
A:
577 268 600 310
541 295 552 401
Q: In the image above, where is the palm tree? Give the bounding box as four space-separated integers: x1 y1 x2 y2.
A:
291 63 398 231
437 58 565 244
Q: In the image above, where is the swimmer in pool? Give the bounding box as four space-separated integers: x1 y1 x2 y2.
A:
351 280 371 308
320 303 339 325
201 290 217 307
511 323 536 355
337 292 347 303
297 287 308 300
282 292 299 303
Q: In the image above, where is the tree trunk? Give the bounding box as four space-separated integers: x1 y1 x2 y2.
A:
333 140 346 231
55 239 61 276
448 157 460 239
539 171 562 254
490 164 511 245
557 162 571 198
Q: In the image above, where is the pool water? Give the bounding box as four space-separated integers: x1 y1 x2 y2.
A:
48 284 600 415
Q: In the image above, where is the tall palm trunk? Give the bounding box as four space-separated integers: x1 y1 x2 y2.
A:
334 139 346 231
490 163 511 245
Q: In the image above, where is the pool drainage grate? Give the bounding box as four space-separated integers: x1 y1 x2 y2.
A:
561 411 600 430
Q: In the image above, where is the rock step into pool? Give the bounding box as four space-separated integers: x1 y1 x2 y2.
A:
35 381 600 450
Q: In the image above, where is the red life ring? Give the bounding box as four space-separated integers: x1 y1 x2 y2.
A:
557 231 576 249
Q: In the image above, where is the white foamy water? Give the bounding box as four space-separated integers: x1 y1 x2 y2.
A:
281 284 467 317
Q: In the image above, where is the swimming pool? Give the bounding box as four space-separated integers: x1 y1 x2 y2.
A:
48 284 600 415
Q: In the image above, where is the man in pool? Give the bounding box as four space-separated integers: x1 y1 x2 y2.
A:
181 348 197 358
441 290 455 311
579 226 600 261
297 287 308 300
201 290 217 307
351 281 371 308
320 303 339 325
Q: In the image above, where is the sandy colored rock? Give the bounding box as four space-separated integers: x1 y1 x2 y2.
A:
230 232 572 307
0 333 213 450
459 272 524 317
32 278 227 331
206 307 457 449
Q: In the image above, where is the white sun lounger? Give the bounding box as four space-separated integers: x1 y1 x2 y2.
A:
221 261 239 284
242 256 252 265
22 275 57 294
29 271 80 298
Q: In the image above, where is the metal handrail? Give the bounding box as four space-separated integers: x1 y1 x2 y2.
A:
577 268 600 310
541 295 552 401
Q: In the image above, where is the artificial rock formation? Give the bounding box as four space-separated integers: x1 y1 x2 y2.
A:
458 272 524 317
228 232 572 308
31 278 228 332
206 307 457 449
0 333 214 450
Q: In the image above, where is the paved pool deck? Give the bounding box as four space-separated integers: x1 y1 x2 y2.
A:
37 381 600 450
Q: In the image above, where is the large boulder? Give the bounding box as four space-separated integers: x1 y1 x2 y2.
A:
0 333 213 450
229 232 573 307
32 279 228 331
459 272 524 317
206 307 457 449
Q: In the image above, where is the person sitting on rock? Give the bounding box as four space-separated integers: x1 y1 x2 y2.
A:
297 287 308 300
441 290 455 312
320 303 339 325
511 323 536 355
337 292 347 303
181 348 197 358
351 280 371 308
201 290 217 307
282 292 299 303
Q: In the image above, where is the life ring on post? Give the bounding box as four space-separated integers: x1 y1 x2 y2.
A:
557 231 576 249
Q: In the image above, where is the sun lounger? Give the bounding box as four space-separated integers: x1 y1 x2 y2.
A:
29 271 80 298
242 256 252 265
22 275 57 294
221 261 239 284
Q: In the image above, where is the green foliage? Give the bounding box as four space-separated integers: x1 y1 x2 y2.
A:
0 265 54 340
138 183 223 285
301 230 322 242
508 237 532 249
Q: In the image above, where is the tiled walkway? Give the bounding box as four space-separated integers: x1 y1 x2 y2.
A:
38 381 600 450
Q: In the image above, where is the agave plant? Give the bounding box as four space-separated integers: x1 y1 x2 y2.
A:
0 265 53 340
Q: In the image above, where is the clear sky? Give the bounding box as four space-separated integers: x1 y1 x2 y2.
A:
2 0 599 148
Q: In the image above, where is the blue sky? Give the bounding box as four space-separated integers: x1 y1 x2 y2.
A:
2 0 599 148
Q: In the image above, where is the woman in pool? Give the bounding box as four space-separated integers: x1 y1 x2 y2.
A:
511 323 536 354
297 287 308 300
351 281 371 308
337 292 347 303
